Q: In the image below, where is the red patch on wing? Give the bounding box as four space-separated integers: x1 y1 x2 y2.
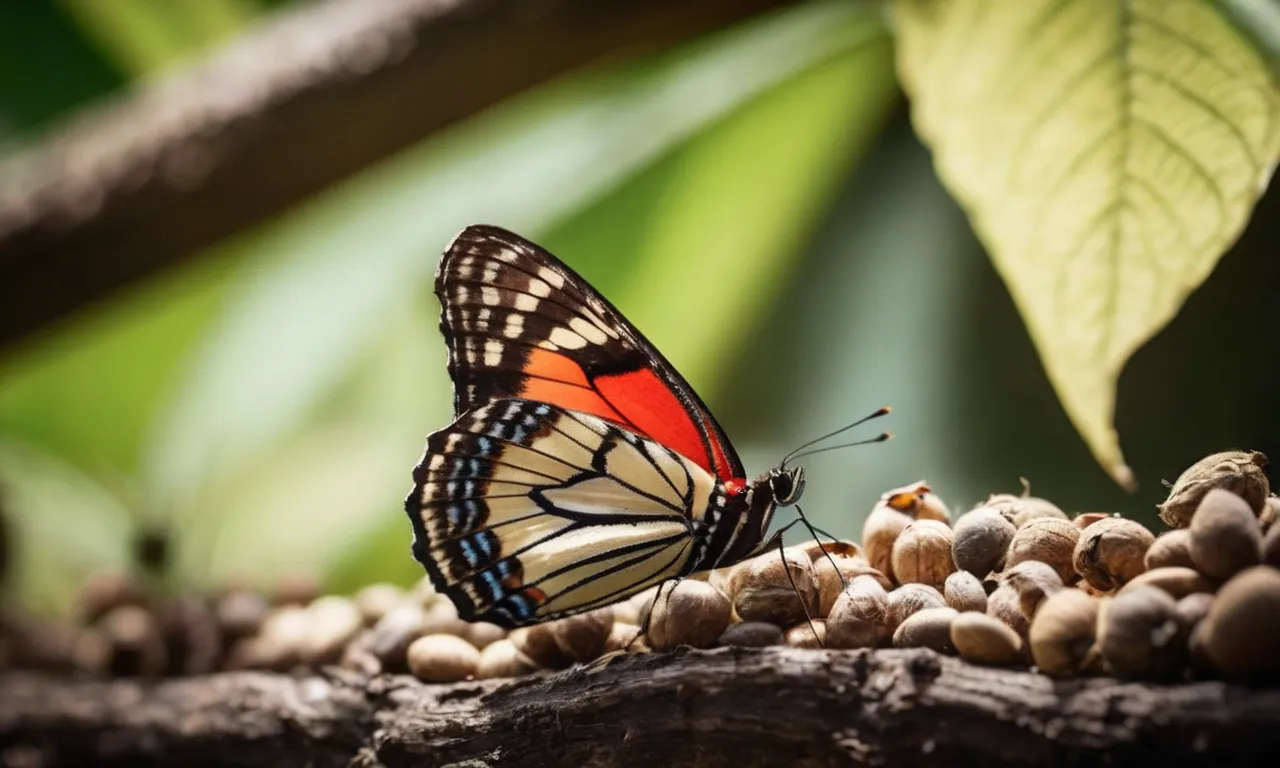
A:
525 348 591 387
521 379 629 427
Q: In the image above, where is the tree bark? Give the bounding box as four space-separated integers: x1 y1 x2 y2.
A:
1 646 1278 767
0 0 799 355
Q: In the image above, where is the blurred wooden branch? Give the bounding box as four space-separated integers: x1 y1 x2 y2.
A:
2 647 1280 767
0 0 799 356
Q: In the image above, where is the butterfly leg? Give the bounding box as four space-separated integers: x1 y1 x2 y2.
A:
795 504 850 596
771 521 824 649
627 576 684 651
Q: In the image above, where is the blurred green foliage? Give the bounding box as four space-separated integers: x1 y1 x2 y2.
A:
1 0 1278 617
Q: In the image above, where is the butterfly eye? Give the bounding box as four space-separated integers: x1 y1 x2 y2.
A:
771 467 805 506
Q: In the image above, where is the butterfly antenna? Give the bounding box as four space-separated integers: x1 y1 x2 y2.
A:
782 406 891 467
787 431 893 463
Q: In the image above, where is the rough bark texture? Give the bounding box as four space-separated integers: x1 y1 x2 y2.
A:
0 0 798 355
2 646 1278 767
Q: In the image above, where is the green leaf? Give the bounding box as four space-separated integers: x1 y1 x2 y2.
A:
894 0 1280 489
1216 0 1280 73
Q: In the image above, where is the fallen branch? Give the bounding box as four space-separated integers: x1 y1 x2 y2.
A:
2 647 1279 767
0 0 798 354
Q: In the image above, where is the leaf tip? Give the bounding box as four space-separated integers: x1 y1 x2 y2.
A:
1110 462 1138 493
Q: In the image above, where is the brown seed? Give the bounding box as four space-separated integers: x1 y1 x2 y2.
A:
299 596 364 666
603 622 645 654
476 638 538 679
412 576 439 608
1197 565 1280 677
1007 517 1080 584
1012 497 1069 528
76 571 145 624
717 621 784 648
813 553 888 616
826 575 888 649
1002 560 1064 620
367 603 429 671
215 588 271 639
1073 517 1154 591
1118 567 1215 600
157 593 222 676
1260 496 1279 534
420 599 471 637
70 627 112 674
622 585 660 626
407 634 480 682
885 583 947 633
892 607 958 653
986 584 1030 645
880 480 951 523
460 621 506 651
950 611 1023 666
862 504 912 582
726 550 818 626
1264 523 1280 568
793 538 862 562
510 624 570 669
339 637 382 676
256 605 312 670
785 620 827 649
99 605 169 678
1174 592 1214 638
272 572 321 607
943 571 987 614
1098 586 1183 679
551 609 614 663
891 519 955 590
1028 589 1102 677
1145 530 1194 571
648 580 732 650
1072 513 1112 531
354 583 405 626
1188 488 1263 581
1159 450 1270 528
951 508 1016 578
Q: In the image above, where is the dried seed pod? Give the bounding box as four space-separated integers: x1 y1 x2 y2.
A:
785 620 827 649
407 634 480 682
648 580 732 650
603 622 644 654
623 585 660 626
215 588 271 640
1188 488 1262 581
1264 523 1280 568
76 571 146 624
612 600 641 627
1002 560 1064 620
1012 498 1068 528
476 638 538 679
510 625 570 669
367 603 429 671
793 538 862 562
1260 496 1279 534
1028 589 1102 677
862 505 912 582
726 550 818 626
99 605 169 677
827 575 888 649
944 571 987 613
1073 517 1154 591
986 585 1030 644
1145 530 1194 571
1006 517 1079 584
1118 567 1215 601
1197 566 1280 677
880 480 951 523
354 583 405 626
272 572 322 607
813 553 888 616
891 519 955 590
1098 586 1183 679
255 604 313 670
550 608 614 663
460 622 506 651
717 621 784 648
950 611 1023 666
1159 450 1270 528
299 596 364 666
892 606 958 653
885 583 947 634
951 508 1016 578
1072 513 1111 531
1174 592 1214 638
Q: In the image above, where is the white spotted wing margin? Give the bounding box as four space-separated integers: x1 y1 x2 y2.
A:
405 397 720 629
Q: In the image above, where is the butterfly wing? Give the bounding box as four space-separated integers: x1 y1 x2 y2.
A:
435 224 746 485
407 397 721 628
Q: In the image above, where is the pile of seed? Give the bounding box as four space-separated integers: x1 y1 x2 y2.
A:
1 450 1277 684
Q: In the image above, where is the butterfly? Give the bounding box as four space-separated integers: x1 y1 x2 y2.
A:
404 225 885 629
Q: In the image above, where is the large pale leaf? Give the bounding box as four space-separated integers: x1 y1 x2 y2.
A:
894 0 1280 488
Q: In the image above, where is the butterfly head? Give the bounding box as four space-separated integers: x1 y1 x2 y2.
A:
768 465 805 507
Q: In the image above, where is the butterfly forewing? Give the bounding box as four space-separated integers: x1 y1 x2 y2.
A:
408 397 718 628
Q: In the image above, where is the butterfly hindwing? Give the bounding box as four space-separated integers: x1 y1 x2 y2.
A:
407 397 719 628
436 225 746 485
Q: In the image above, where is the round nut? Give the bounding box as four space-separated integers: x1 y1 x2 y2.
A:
551 609 614 663
299 596 364 666
951 508 1016 578
476 638 538 678
1072 513 1111 531
215 588 271 639
1002 560 1064 620
827 575 888 649
1006 517 1079 584
1264 523 1280 568
256 605 312 669
950 611 1023 666
986 585 1029 644
1174 592 1214 638
648 580 732 650
272 572 321 607
76 571 146 624
1098 586 1183 679
99 605 169 677
509 625 569 669
1159 450 1269 528
879 480 951 523
892 606 958 653
1028 589 1102 677
891 519 956 590
420 599 471 637
1260 496 1279 534
785 620 827 649
412 576 439 608
407 634 480 682
1073 517 1154 591
1197 566 1280 677
1188 488 1262 581
1117 567 1214 600
1012 497 1068 528
367 603 429 671
717 621 784 648
726 550 818 626
339 634 382 676
603 622 643 654
793 538 862 562
460 621 506 651
862 504 912 582
354 583 405 626
1145 530 1194 571
813 553 884 616
157 593 222 676
944 571 988 614
885 583 947 632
